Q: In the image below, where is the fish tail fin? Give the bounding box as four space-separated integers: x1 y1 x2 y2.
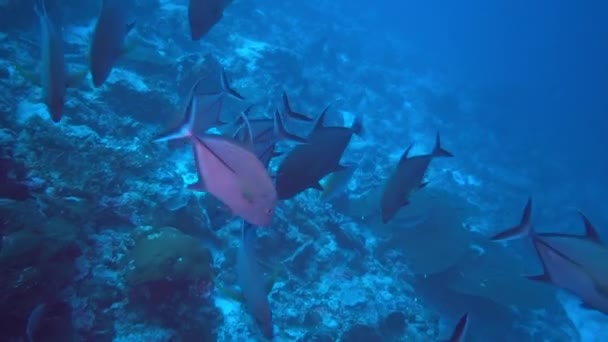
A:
273 109 307 143
490 197 534 241
154 97 197 143
221 69 244 100
351 112 364 136
432 132 453 157
282 91 312 121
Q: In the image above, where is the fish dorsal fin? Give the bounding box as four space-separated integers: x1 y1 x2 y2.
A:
578 211 603 244
221 68 244 100
520 197 532 228
282 91 313 121
313 105 330 132
274 109 307 143
192 134 236 174
398 143 415 165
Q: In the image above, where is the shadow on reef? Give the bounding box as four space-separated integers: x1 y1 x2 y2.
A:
124 226 220 342
346 187 578 341
0 199 82 341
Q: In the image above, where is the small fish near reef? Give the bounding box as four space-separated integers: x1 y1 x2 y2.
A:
380 132 453 224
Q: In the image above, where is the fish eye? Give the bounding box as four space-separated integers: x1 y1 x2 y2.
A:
266 208 273 214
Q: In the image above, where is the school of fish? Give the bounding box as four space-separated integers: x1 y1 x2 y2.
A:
18 0 606 340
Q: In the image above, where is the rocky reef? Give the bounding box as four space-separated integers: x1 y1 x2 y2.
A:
0 0 600 341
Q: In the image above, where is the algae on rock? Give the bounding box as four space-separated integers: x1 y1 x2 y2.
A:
126 226 213 287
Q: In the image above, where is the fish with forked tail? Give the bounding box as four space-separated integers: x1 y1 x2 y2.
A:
275 106 363 200
492 198 608 315
380 133 453 224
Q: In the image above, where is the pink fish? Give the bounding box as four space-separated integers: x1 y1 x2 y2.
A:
189 134 277 227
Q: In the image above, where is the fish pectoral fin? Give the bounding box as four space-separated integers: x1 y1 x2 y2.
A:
66 68 88 88
401 197 410 207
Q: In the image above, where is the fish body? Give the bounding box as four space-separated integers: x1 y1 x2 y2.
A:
90 0 135 87
237 223 273 338
380 133 452 223
190 134 277 227
531 235 608 314
35 0 66 122
188 0 230 40
275 107 362 200
493 200 608 314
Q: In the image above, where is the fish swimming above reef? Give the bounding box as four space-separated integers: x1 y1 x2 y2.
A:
236 222 274 338
188 0 233 40
90 0 135 87
275 106 363 200
492 198 608 315
232 107 308 168
34 0 67 122
154 69 244 143
380 133 453 224
188 133 277 227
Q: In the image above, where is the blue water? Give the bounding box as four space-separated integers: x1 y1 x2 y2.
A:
0 0 607 341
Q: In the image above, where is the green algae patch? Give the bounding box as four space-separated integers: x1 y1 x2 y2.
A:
126 227 213 287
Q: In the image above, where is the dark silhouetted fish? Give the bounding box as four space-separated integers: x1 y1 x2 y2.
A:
490 197 532 241
232 107 307 168
154 70 244 143
380 133 453 224
189 134 277 227
275 107 363 200
237 222 274 339
493 200 608 314
90 0 135 87
34 0 66 122
188 0 233 41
